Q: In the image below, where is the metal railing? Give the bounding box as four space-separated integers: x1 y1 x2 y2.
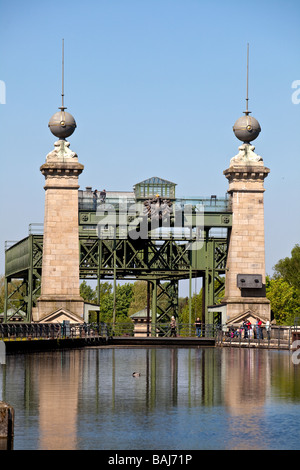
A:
0 322 216 341
216 324 297 349
102 322 217 338
0 322 108 341
0 322 297 350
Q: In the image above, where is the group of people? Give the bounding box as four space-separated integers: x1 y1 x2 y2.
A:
93 189 106 210
243 319 264 339
168 316 271 340
229 319 271 340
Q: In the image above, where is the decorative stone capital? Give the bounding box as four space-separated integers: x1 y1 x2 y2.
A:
229 143 263 166
45 139 78 162
40 161 84 176
40 161 84 190
223 164 270 193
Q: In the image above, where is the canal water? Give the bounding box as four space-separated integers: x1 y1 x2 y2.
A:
1 346 300 450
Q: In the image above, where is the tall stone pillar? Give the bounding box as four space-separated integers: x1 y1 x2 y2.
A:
223 143 270 321
35 107 84 322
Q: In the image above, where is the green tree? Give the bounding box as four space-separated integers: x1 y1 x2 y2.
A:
178 296 189 318
98 281 113 314
273 244 300 293
80 280 114 322
266 276 300 325
128 281 148 316
179 291 203 324
101 283 133 322
80 280 97 303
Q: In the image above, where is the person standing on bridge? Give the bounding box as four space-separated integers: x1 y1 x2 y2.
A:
100 189 106 203
195 318 202 337
170 316 177 337
93 190 98 211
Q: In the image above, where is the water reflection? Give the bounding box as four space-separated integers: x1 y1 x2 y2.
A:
1 347 300 450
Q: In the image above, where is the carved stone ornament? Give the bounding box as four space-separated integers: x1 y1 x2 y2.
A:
230 143 263 166
46 139 78 163
143 196 173 221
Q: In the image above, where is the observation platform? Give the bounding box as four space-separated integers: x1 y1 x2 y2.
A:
78 187 231 238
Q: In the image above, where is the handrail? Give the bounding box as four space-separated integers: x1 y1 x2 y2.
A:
0 322 296 350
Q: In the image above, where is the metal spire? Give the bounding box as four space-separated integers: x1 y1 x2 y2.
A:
48 38 77 139
59 38 66 111
244 43 250 116
232 43 261 143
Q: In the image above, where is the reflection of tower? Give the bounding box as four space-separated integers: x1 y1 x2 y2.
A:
222 348 269 450
37 351 81 450
35 40 84 322
223 45 270 322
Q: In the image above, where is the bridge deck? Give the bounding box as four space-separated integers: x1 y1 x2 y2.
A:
106 336 215 347
3 335 215 353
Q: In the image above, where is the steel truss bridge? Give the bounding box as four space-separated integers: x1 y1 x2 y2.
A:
3 177 232 325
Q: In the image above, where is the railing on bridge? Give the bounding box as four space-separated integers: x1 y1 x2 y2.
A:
0 322 297 350
216 323 298 350
0 322 216 341
0 322 108 341
78 194 231 213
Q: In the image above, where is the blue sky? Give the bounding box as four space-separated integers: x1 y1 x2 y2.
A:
0 0 299 288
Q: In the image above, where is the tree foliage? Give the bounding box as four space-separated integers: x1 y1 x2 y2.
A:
80 280 97 303
267 244 300 325
266 276 300 325
273 244 300 293
179 291 202 324
128 281 148 316
100 283 133 323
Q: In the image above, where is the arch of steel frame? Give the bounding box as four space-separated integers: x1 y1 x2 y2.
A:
3 178 232 326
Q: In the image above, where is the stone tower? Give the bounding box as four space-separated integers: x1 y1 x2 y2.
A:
222 50 271 323
223 143 270 321
35 85 84 322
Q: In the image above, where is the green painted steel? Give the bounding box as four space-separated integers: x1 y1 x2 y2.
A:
4 235 43 323
3 194 231 325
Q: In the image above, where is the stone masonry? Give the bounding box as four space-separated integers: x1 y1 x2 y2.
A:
223 144 271 321
35 140 84 321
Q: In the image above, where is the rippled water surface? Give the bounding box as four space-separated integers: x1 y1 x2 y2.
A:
1 347 300 450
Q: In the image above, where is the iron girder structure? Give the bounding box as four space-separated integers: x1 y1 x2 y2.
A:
79 197 231 328
78 232 229 325
3 198 231 324
3 232 229 325
4 235 43 323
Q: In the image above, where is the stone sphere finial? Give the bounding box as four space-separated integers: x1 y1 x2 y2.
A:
233 113 261 143
48 107 77 139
